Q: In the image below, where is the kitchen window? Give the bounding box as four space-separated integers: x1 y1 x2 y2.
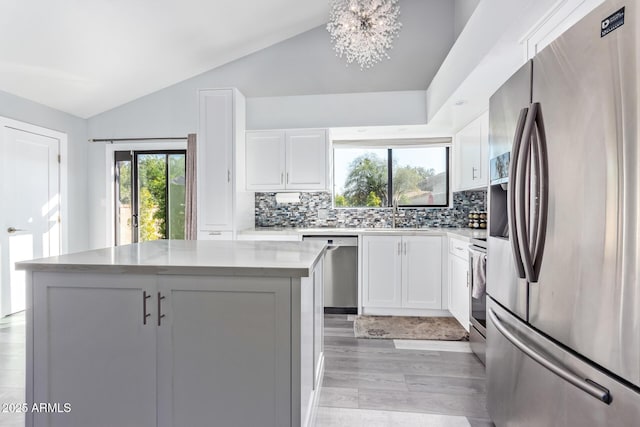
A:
333 144 450 208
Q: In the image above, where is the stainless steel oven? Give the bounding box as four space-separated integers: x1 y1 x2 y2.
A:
469 237 487 364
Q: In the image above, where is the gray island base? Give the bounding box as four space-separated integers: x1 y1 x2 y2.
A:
18 240 326 427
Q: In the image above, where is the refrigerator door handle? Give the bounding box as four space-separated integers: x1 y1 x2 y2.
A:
529 129 540 257
488 308 612 404
516 104 537 282
531 103 549 281
508 107 529 279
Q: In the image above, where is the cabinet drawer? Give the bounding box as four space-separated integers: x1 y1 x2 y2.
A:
449 238 469 260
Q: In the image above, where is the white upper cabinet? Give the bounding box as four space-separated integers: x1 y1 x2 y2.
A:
245 129 328 191
285 130 327 190
197 88 254 239
453 111 489 191
246 131 286 191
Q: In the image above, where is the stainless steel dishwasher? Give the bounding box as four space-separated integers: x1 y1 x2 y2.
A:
302 235 358 314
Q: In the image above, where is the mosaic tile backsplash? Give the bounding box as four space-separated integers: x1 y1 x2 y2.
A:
255 190 487 228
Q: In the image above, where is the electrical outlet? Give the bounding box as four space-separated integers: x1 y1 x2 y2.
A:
317 208 328 220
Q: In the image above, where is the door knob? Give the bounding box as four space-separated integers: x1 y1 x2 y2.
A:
7 227 26 234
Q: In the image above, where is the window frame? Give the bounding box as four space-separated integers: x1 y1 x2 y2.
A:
332 145 451 209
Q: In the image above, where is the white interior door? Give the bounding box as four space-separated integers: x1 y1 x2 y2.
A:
1 126 60 316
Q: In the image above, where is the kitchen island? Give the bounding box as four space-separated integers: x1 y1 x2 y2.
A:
18 240 326 427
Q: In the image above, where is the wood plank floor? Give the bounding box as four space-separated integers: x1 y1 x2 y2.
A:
315 314 494 427
0 312 494 427
0 311 26 427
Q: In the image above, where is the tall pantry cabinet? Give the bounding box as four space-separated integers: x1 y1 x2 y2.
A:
197 89 254 239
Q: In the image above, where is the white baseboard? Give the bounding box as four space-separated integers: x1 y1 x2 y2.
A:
361 307 452 317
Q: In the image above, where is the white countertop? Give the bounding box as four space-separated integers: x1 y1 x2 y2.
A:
443 228 488 241
17 240 327 278
239 227 487 242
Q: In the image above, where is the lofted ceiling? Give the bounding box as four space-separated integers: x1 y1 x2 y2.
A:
0 0 328 118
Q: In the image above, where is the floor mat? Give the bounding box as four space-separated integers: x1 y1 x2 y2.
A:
353 315 469 341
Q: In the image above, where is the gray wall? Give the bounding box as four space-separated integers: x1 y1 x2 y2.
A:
454 0 480 40
247 91 427 130
0 90 88 253
87 0 454 138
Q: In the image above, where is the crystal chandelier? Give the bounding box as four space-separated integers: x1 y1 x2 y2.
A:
326 0 402 69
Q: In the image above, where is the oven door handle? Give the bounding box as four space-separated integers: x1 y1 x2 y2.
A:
469 246 487 255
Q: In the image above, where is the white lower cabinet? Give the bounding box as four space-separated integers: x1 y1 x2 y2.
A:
157 276 292 427
402 236 443 309
448 238 470 331
362 236 403 308
362 235 443 312
31 265 324 427
32 274 157 427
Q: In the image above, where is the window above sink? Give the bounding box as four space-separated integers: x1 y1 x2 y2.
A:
333 144 450 209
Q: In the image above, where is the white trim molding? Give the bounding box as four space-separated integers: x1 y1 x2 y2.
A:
103 140 187 247
521 0 605 60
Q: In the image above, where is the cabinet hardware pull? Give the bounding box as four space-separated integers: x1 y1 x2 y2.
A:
286 172 289 184
281 172 284 184
158 292 166 326
142 291 151 325
403 242 407 255
472 167 477 180
208 231 222 236
397 242 401 255
7 227 27 233
227 169 231 183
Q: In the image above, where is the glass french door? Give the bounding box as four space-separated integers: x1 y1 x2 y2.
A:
115 150 186 245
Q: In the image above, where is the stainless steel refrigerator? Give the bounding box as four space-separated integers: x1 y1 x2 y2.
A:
486 0 640 425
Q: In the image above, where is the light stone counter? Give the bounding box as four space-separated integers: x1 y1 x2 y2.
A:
444 228 487 242
238 226 487 242
17 239 327 278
